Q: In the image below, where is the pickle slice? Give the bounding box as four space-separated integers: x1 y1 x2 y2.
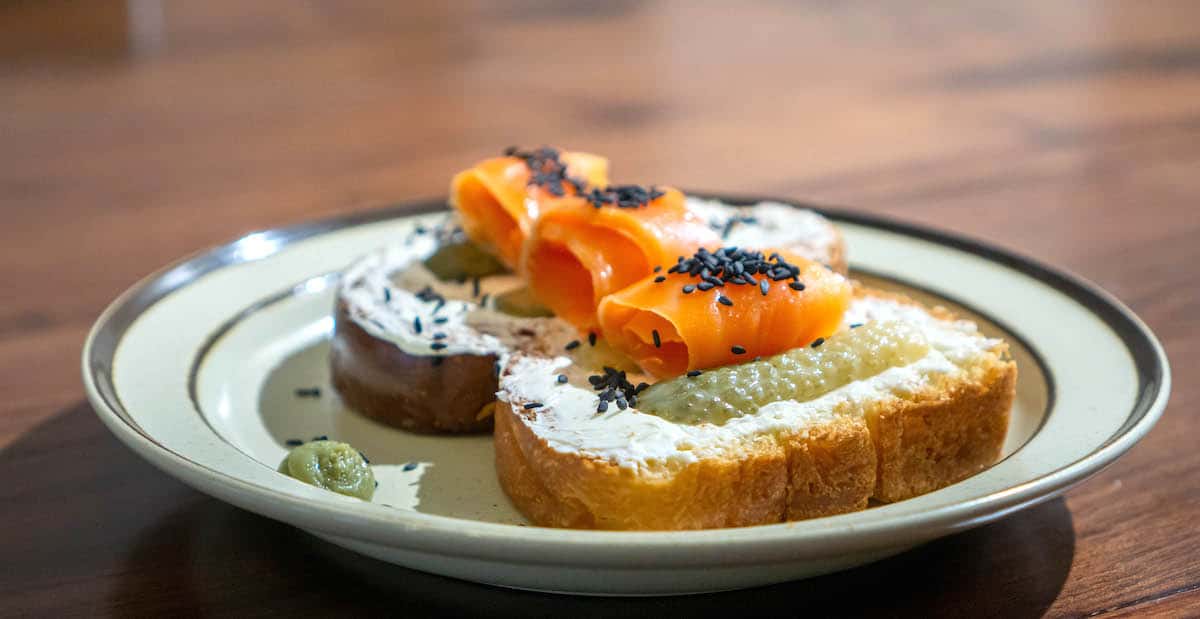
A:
280 440 376 500
637 321 930 425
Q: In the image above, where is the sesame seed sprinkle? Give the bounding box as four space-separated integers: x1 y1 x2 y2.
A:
294 387 321 398
789 282 806 291
430 342 447 350
504 146 588 197
686 370 703 377
654 275 666 283
556 374 569 384
412 316 422 334
717 295 733 306
731 345 747 355
811 337 826 348
565 339 581 351
523 402 544 410
652 329 661 348
588 332 597 346
587 366 641 414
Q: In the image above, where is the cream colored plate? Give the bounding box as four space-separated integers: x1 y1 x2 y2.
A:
83 198 1169 595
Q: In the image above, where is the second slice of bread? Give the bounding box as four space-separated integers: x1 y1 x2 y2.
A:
495 288 1016 530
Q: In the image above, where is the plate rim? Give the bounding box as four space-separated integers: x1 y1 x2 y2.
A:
82 194 1171 566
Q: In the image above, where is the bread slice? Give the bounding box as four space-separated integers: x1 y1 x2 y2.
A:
331 224 573 433
494 288 1016 529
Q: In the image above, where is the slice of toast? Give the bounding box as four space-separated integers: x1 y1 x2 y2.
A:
494 288 1016 529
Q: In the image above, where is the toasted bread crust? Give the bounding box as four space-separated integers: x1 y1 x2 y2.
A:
330 300 497 433
869 356 1016 502
495 401 876 530
494 286 1017 529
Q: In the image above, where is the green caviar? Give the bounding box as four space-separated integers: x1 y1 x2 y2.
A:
637 321 930 425
493 286 555 318
424 240 506 281
280 440 376 500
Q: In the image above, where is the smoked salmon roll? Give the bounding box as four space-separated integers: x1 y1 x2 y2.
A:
597 247 851 378
523 185 721 332
450 147 609 269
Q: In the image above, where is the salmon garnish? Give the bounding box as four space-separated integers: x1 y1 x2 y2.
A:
523 186 721 332
450 147 608 268
598 247 851 378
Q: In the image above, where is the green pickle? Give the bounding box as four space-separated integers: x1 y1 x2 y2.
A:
280 440 376 500
638 321 930 425
493 286 555 318
424 240 506 281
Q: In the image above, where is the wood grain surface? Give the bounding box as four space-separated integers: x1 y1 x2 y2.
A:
2 1 1198 617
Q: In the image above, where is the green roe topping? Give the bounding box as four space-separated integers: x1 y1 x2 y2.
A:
637 321 930 425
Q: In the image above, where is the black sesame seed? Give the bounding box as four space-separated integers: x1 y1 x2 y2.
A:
430 342 447 350
565 339 581 351
636 382 649 393
697 281 714 292
312 435 328 441
811 337 825 348
654 265 663 273
717 295 733 306
494 361 502 377
285 439 303 447
434 316 449 324
523 402 543 410
616 398 628 410
557 374 569 384
654 275 666 283
760 279 770 296
432 332 447 340
682 284 696 294
597 400 609 413
359 451 370 464
687 370 703 377
789 282 806 291
731 345 747 355
295 387 321 398
652 329 662 348
402 461 418 471
588 332 597 346
412 316 422 334
383 288 392 302
850 322 863 329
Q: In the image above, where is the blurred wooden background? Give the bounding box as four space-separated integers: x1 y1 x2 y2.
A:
2 1 1197 616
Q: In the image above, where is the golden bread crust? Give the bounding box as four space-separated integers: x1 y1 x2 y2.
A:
495 402 875 530
493 285 1017 529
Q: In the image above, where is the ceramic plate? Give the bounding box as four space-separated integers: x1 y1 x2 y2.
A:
83 196 1170 595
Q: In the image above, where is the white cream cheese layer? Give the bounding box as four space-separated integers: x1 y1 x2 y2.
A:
498 296 1001 473
339 226 544 358
685 197 839 264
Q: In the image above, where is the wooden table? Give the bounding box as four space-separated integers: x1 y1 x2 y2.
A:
3 2 1197 616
